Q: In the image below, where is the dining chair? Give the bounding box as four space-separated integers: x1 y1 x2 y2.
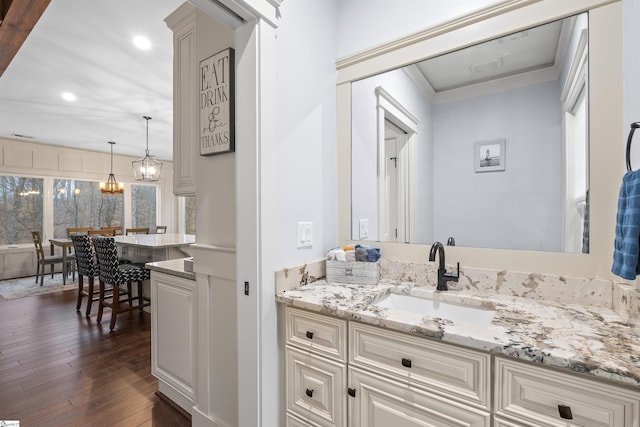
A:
155 225 167 234
66 227 92 236
31 231 65 286
93 236 150 331
70 233 101 316
101 225 124 235
89 228 116 236
125 227 149 235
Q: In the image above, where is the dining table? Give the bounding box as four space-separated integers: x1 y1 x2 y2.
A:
48 237 74 286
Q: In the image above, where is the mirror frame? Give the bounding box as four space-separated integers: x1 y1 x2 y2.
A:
337 0 623 280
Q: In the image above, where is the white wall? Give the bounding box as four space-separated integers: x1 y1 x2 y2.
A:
624 0 640 170
275 0 338 267
433 80 563 251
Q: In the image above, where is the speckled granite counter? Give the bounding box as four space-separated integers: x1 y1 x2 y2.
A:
146 257 196 281
276 279 640 388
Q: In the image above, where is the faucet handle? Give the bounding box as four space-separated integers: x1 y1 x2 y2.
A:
444 262 460 282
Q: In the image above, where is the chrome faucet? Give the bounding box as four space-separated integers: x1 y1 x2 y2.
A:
428 241 459 291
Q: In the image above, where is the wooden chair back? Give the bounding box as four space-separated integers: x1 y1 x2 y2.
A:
101 226 123 235
155 226 167 234
67 227 92 237
31 231 45 261
89 228 116 236
126 227 149 235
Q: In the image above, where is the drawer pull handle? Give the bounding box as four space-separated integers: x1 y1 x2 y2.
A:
348 388 356 397
305 331 314 339
305 388 314 398
401 358 412 368
558 404 573 420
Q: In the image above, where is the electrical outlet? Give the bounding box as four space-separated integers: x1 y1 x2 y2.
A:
359 219 369 239
297 222 312 248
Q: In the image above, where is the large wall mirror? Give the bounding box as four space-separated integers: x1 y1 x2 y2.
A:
337 0 622 278
351 13 589 253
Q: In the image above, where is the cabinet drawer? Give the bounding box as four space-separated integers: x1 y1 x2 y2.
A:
349 322 490 409
286 345 347 427
286 412 317 427
349 366 489 427
495 357 640 427
286 307 347 362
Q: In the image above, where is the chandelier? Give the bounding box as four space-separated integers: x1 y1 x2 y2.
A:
99 141 124 194
132 115 162 181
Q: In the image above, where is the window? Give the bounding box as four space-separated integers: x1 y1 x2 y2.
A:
0 176 44 245
53 179 124 237
131 184 157 228
185 196 196 234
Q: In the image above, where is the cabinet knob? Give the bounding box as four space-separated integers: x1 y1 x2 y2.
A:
305 388 314 398
348 388 356 397
305 331 314 339
401 358 412 368
558 404 573 420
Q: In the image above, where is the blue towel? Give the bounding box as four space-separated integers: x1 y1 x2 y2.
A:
366 248 380 262
612 170 640 280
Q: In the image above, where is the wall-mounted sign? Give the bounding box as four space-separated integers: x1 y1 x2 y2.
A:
200 47 235 156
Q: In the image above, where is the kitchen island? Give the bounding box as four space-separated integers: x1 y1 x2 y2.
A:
114 233 195 263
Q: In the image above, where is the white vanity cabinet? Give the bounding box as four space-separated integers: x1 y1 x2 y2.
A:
285 307 348 426
348 322 490 426
150 271 197 413
494 357 640 427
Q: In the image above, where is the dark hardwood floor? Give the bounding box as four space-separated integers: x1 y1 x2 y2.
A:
0 288 191 426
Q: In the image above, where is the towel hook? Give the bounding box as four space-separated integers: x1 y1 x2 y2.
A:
626 122 640 172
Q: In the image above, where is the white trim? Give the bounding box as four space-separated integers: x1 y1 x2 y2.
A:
561 28 588 112
375 87 419 244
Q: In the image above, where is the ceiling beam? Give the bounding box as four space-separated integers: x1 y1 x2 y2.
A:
0 0 50 77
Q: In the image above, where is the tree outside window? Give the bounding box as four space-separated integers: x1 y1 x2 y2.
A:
53 179 124 237
0 176 43 245
132 184 157 228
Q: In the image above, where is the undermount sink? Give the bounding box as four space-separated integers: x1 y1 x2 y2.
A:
374 293 494 326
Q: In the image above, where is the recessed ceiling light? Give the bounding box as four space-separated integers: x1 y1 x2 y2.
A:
133 35 152 50
62 92 76 102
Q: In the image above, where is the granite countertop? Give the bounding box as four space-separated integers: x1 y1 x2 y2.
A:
276 279 640 388
146 257 196 280
114 233 195 249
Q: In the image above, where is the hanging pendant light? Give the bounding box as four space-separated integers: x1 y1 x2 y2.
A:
100 141 125 194
132 115 162 181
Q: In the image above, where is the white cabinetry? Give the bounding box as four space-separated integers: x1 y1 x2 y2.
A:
495 357 640 427
283 308 640 426
348 322 490 427
165 5 197 196
150 271 197 412
285 307 347 426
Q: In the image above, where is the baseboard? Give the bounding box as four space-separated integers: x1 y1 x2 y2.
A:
155 390 191 421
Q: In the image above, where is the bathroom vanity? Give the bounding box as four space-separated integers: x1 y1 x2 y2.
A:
277 273 640 427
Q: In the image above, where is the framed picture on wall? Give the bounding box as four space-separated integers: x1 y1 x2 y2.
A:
199 47 235 156
475 139 506 172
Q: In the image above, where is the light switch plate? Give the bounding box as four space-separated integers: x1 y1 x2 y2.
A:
297 222 312 248
359 219 369 239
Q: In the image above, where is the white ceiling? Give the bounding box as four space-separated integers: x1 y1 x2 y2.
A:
0 0 184 160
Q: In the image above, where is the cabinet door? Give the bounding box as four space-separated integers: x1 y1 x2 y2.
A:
287 345 347 427
495 357 640 427
349 367 489 427
151 272 197 404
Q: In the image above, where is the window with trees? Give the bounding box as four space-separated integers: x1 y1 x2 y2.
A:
185 196 196 234
53 179 124 238
132 184 157 228
0 176 44 244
